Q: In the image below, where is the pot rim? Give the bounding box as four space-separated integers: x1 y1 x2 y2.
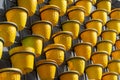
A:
101 29 118 35
106 19 120 26
102 72 119 77
109 8 120 16
66 56 86 62
108 60 120 64
61 20 81 26
96 40 113 46
85 19 103 26
92 51 109 57
85 64 103 70
75 0 93 5
0 37 4 44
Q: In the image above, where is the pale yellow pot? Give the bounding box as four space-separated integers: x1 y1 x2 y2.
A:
75 0 93 16
73 42 92 61
6 7 28 31
0 38 4 59
62 20 81 39
101 30 117 44
31 20 52 41
0 68 22 80
85 19 103 36
67 6 85 23
85 64 103 80
102 72 118 80
80 29 98 46
17 0 37 16
111 50 120 60
110 8 120 19
67 56 86 76
52 31 73 50
115 39 120 49
40 5 60 26
37 0 44 4
91 51 109 68
0 22 17 47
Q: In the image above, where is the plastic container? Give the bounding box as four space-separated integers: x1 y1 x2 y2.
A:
111 50 120 60
110 8 120 19
0 38 4 59
115 39 120 49
102 72 118 80
37 0 44 4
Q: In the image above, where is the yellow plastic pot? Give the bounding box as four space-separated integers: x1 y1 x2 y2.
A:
67 0 74 5
101 30 117 44
102 72 118 80
59 71 79 80
80 29 98 46
67 56 86 75
52 31 73 50
96 40 113 55
75 0 93 16
96 0 111 13
111 50 120 60
67 6 85 23
108 60 120 74
0 22 17 47
91 51 109 68
110 8 120 19
73 42 92 61
21 35 44 57
85 64 103 80
91 9 108 25
44 44 66 65
62 20 81 39
0 38 4 59
0 68 22 80
85 19 103 36
17 0 37 16
106 19 120 34
31 20 52 41
6 7 28 31
40 5 60 26
37 0 44 4
49 0 67 16
36 59 58 80
115 39 120 49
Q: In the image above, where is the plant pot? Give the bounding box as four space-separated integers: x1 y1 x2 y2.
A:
111 50 120 60
36 59 58 80
52 31 73 50
96 40 113 55
67 56 86 76
40 5 60 26
102 72 118 80
21 35 44 57
85 19 103 36
44 44 66 65
91 51 109 68
67 0 74 5
80 29 98 46
91 9 108 25
37 0 44 4
0 68 22 80
115 39 120 49
49 0 67 16
75 0 93 16
31 20 52 41
101 30 117 44
85 64 103 80
17 0 37 16
6 7 28 31
67 6 85 23
0 38 4 59
110 8 120 19
0 22 17 47
59 71 79 80
96 0 111 13
73 42 92 61
62 20 81 39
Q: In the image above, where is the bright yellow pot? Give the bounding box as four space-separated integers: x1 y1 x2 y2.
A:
108 60 120 74
73 42 92 61
110 8 120 19
75 0 93 16
0 38 4 59
36 59 58 80
80 29 98 46
91 51 109 68
96 40 113 55
106 19 120 34
21 35 44 57
40 5 60 26
102 72 118 80
0 68 22 80
52 31 73 50
85 19 103 36
91 9 108 25
67 6 85 23
31 20 52 41
62 20 81 39
67 56 86 76
101 30 117 44
85 64 103 80
111 50 120 60
67 0 74 5
49 0 67 16
59 71 79 80
44 44 66 65
6 7 28 31
37 0 44 4
0 22 17 47
96 0 111 13
115 39 120 49
17 0 37 16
